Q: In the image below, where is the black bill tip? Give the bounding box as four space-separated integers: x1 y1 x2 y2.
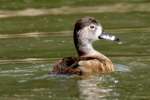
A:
114 37 120 42
114 37 122 44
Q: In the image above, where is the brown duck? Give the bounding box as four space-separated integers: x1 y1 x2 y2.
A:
52 17 121 75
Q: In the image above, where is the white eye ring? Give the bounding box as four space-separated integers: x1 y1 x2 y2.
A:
89 25 95 30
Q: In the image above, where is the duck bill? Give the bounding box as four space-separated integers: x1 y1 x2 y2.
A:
98 32 122 44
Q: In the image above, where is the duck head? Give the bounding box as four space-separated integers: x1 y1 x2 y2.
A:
73 17 121 56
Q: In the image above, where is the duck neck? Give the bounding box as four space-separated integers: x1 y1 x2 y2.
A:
74 38 110 61
75 39 98 56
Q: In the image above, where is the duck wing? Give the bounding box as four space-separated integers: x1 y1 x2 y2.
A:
52 57 82 75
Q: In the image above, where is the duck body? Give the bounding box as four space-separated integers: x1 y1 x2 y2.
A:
52 56 114 75
52 17 121 75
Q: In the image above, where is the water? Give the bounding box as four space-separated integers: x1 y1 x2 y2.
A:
0 62 149 100
0 1 150 100
0 31 149 100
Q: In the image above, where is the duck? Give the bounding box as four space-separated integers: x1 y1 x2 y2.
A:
52 16 121 75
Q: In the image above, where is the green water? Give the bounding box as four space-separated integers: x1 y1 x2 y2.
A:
0 1 150 100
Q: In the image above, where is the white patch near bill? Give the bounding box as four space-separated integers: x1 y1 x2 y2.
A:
95 25 103 39
101 34 115 41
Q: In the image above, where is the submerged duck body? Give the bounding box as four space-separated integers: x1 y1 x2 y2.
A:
52 17 121 75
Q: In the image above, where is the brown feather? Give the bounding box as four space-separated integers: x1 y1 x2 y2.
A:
52 56 114 75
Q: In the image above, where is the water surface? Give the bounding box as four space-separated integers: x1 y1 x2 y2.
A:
0 1 150 100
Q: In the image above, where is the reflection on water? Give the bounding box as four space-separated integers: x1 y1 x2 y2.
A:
115 64 130 72
78 76 114 100
78 64 129 100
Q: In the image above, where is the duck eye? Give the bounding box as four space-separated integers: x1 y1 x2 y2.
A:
90 25 95 30
90 25 95 29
